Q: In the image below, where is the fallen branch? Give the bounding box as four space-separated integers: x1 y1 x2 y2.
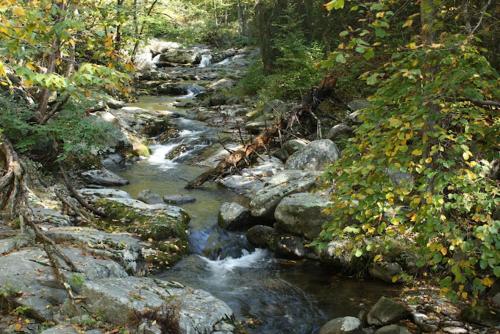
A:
186 118 286 189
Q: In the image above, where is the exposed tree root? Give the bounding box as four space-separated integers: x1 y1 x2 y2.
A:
1 135 80 310
59 165 107 218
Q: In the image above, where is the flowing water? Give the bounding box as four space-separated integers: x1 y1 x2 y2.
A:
112 94 399 334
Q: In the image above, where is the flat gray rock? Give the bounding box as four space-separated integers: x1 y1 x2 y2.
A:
81 277 233 333
0 247 127 321
81 168 129 186
249 170 320 219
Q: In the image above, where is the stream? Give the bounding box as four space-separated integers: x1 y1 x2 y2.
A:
109 93 399 334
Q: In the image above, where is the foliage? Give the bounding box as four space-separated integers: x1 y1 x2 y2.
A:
319 37 499 301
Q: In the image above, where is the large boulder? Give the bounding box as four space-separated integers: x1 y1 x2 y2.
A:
369 262 403 283
81 277 233 333
46 226 148 274
94 197 191 267
249 170 320 219
367 297 410 326
218 202 251 230
319 316 362 334
159 48 198 64
81 168 129 186
285 139 340 171
274 192 332 240
0 247 127 321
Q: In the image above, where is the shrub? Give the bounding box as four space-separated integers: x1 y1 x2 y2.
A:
319 38 499 301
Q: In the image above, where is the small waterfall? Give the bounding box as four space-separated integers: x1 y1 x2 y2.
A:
198 54 212 68
201 249 269 273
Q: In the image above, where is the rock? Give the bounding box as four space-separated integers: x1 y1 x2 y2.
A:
105 97 125 109
159 48 198 64
274 139 310 161
41 325 79 334
81 168 129 186
246 225 276 248
282 139 309 155
32 207 72 227
319 316 362 334
367 297 410 326
0 236 31 255
274 192 332 240
442 327 468 334
285 139 340 171
219 174 264 195
0 247 127 321
78 188 131 199
138 189 164 204
96 197 190 240
209 78 236 91
81 277 233 333
163 195 197 205
47 226 147 274
327 123 353 140
374 325 411 334
102 153 124 167
369 262 403 283
157 83 189 95
218 202 250 230
275 235 306 258
249 170 320 219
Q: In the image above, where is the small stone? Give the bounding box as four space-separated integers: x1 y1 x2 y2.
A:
163 195 197 205
319 316 362 334
367 297 410 326
442 327 468 334
41 325 79 334
374 324 411 334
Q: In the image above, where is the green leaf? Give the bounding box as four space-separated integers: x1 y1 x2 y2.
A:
324 0 345 11
336 53 347 64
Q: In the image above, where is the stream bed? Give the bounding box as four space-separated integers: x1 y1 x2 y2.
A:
111 95 399 334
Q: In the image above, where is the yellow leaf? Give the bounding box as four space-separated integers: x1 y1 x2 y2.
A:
440 246 447 256
462 151 472 160
388 117 402 127
402 19 413 28
374 254 383 262
411 148 422 156
15 323 22 331
407 42 417 49
482 277 494 287
12 6 25 16
391 275 400 283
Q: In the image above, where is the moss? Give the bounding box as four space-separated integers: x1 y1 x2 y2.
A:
94 198 190 269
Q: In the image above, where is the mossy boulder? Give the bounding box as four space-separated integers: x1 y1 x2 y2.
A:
94 198 190 268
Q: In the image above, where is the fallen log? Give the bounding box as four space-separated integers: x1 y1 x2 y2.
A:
185 73 338 189
186 118 286 189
